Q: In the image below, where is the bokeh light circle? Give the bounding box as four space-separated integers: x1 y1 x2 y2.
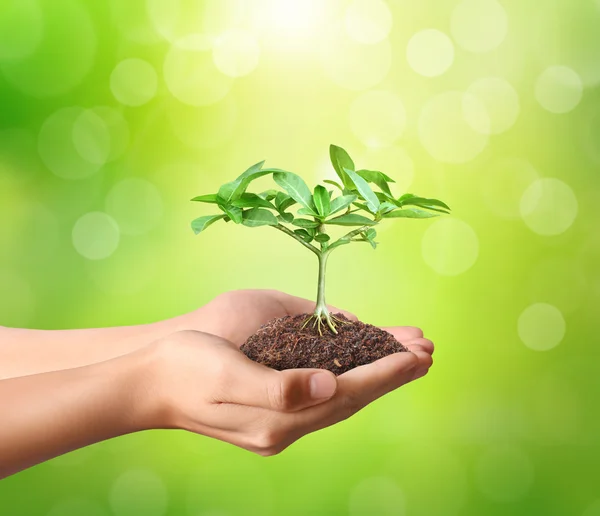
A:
110 0 161 44
518 303 566 351
72 212 120 260
406 29 455 77
519 178 578 236
110 59 158 107
319 23 391 91
38 107 109 180
109 469 168 516
0 0 96 98
212 29 260 78
105 178 163 236
535 66 583 114
167 96 237 150
47 498 109 516
349 90 407 148
451 0 508 53
349 477 405 516
164 44 233 106
0 0 43 61
90 106 130 162
465 77 520 134
421 218 479 276
481 157 538 219
418 91 489 163
474 445 535 502
344 0 393 45
0 269 35 327
358 146 414 193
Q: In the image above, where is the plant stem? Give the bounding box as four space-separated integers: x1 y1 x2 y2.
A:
272 224 320 256
329 224 373 251
315 251 330 315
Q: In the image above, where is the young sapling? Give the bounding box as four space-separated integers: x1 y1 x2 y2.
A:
190 144 450 374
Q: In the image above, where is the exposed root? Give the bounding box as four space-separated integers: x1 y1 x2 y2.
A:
331 314 352 326
300 311 339 336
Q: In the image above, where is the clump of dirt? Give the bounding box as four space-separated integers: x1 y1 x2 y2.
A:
241 313 407 375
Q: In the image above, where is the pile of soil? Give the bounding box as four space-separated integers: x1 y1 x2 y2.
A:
241 313 407 375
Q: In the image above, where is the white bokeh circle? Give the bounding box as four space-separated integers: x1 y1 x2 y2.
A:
212 29 260 78
406 29 455 78
349 90 407 148
164 44 233 106
451 0 508 53
105 178 163 236
421 218 479 276
0 0 96 98
109 469 168 516
418 91 489 163
47 498 109 516
535 66 583 114
465 77 520 134
319 23 391 91
520 178 578 236
481 157 538 219
344 0 393 45
475 445 535 502
38 107 109 180
0 0 43 61
349 477 406 516
90 106 130 162
72 212 120 260
110 58 158 107
518 303 566 351
110 0 161 45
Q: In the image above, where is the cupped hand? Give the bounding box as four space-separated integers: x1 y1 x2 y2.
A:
141 327 433 456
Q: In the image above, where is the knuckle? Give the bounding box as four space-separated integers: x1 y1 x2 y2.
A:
266 378 292 411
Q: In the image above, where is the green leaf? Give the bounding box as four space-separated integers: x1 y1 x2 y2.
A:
297 207 320 217
218 161 264 201
314 233 330 243
356 169 395 196
313 185 331 216
258 189 279 201
364 228 377 249
191 214 226 234
325 213 376 226
218 203 243 224
329 144 355 189
379 201 397 214
400 196 451 212
278 212 294 223
383 208 440 219
231 193 276 210
191 193 220 204
324 179 344 191
292 218 320 229
293 229 314 242
242 208 279 227
273 171 315 211
329 194 358 215
344 168 380 214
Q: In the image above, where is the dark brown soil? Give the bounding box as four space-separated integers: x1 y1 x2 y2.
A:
240 313 408 375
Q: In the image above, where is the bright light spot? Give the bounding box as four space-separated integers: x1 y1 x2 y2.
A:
90 106 130 162
72 212 120 260
319 23 391 91
110 0 161 44
465 77 520 134
406 29 455 77
105 178 163 236
38 107 107 180
0 0 43 61
518 303 566 351
451 0 508 53
263 0 326 31
167 96 237 150
418 91 489 163
421 218 479 276
349 90 406 148
349 477 406 516
212 29 260 77
481 157 538 219
344 0 393 45
110 59 158 107
475 445 534 502
109 470 168 516
520 178 578 236
0 0 96 98
535 66 583 114
164 45 233 106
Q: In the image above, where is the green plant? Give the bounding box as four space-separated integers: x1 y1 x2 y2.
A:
190 144 450 334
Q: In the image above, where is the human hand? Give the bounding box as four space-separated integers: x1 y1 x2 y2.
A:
139 328 433 456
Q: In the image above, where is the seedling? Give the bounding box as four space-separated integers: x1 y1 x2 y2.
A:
190 144 450 335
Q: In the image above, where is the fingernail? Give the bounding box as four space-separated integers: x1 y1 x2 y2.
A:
310 373 337 399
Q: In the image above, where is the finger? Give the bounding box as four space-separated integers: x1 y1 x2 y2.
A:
382 326 424 342
216 349 338 412
271 291 358 321
402 337 434 355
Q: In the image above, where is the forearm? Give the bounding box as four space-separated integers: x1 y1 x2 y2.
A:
0 317 185 380
0 349 155 479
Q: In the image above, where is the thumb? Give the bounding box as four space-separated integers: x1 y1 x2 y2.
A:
222 353 338 412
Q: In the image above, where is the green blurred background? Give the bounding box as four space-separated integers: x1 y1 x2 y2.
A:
1 0 599 514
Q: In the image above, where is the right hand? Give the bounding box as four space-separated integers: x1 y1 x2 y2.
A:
139 328 433 456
